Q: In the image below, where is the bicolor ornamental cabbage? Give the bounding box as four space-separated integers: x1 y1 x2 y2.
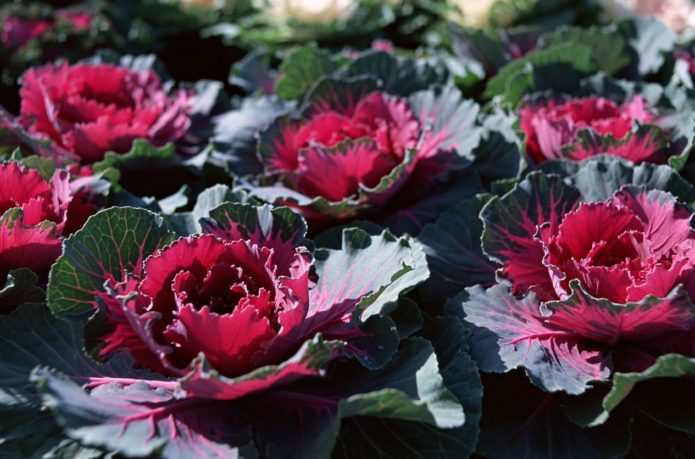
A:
458 171 695 395
518 95 672 164
18 63 192 163
35 203 472 458
99 228 318 384
49 202 429 400
0 9 92 49
0 161 97 284
253 78 481 233
1 16 51 49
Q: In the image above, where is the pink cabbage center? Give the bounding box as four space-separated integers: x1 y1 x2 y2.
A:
19 63 191 163
519 96 658 164
269 92 421 201
103 235 311 379
535 190 695 303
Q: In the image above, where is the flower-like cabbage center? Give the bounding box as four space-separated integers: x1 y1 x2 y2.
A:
172 262 265 315
587 233 641 268
297 92 420 159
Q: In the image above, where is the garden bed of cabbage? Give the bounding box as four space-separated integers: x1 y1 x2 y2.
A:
1 1 695 458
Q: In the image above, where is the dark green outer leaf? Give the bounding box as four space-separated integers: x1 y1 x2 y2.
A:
212 97 291 178
301 77 379 116
92 140 201 199
0 303 159 457
630 377 695 436
389 298 424 340
578 73 665 105
417 194 497 304
472 111 523 182
333 338 464 429
628 414 695 458
0 303 154 406
344 51 449 96
449 25 510 75
539 26 629 75
92 140 179 179
484 42 594 105
481 172 580 266
476 372 631 459
47 207 175 318
228 50 275 95
602 354 695 423
275 45 337 100
0 269 44 313
429 317 482 457
203 201 308 249
257 337 467 459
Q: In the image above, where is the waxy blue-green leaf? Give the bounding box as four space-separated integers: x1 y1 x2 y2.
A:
311 227 429 321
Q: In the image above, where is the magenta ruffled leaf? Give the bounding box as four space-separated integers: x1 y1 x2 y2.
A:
47 207 175 318
0 108 74 161
458 283 611 395
179 334 343 400
0 208 62 282
543 281 695 347
563 125 669 164
249 147 417 231
246 226 427 372
295 138 401 202
481 172 580 299
252 75 487 234
519 92 657 164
